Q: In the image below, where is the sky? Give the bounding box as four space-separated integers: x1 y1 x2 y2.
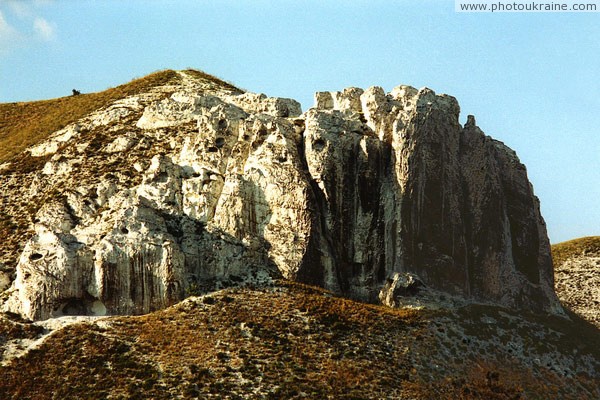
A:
0 0 598 243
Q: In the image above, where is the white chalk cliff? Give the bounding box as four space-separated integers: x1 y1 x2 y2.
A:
0 70 561 320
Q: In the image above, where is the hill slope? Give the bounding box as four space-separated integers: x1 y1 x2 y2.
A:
0 69 238 164
0 282 599 399
0 69 241 286
553 236 600 327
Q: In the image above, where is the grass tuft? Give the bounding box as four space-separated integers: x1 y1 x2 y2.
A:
551 236 600 267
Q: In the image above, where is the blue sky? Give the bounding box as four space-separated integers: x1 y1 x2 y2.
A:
0 0 598 243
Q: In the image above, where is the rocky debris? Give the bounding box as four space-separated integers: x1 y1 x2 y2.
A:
551 237 600 327
0 70 561 320
555 252 600 327
378 272 473 311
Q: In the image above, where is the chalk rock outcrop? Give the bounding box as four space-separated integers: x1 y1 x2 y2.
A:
0 70 562 320
379 272 426 307
299 87 560 314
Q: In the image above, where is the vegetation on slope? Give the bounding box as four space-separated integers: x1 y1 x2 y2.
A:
0 68 238 164
0 70 176 163
0 314 44 346
552 236 600 267
1 282 598 399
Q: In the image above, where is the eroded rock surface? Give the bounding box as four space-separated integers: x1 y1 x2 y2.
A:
555 252 600 327
0 70 561 320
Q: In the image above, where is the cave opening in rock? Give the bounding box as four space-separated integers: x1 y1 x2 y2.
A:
60 298 87 316
312 138 326 151
57 296 107 317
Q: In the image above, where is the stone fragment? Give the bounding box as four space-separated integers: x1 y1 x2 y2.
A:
379 273 425 307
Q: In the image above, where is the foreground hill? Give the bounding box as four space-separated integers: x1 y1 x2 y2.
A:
1 282 599 399
553 236 600 327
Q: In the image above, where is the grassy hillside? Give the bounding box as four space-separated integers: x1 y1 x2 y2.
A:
552 236 600 267
0 69 238 163
1 282 598 399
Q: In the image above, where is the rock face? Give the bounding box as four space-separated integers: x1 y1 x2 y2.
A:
0 70 562 320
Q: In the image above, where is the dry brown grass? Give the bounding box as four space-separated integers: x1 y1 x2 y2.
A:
552 236 600 267
182 68 241 92
0 283 423 399
0 314 44 343
2 282 595 399
0 70 179 163
0 68 240 164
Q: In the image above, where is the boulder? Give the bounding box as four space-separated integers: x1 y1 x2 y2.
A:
379 272 425 307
